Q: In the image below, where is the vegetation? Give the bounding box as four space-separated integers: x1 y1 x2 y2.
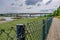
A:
45 13 53 17
0 6 60 40
44 6 60 17
0 17 46 40
53 6 60 16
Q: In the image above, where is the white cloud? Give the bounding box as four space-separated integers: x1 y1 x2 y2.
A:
0 0 60 13
43 0 50 4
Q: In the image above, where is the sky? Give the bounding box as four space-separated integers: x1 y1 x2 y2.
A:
0 0 60 13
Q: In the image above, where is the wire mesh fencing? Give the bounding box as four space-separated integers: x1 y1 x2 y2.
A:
0 17 53 40
25 17 53 40
0 27 16 40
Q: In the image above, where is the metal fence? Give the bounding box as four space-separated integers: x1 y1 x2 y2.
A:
0 27 16 40
17 17 52 40
0 17 53 40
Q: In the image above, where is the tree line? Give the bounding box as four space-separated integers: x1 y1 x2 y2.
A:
44 6 60 17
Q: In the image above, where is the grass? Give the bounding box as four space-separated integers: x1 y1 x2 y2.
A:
54 16 60 19
0 17 48 40
56 16 60 19
0 17 41 30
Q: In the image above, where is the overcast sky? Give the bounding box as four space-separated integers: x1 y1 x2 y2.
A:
0 0 60 13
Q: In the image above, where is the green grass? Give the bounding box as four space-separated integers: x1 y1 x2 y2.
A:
0 17 41 30
0 17 48 40
54 16 60 19
57 16 60 18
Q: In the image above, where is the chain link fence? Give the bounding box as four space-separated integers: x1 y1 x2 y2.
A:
25 17 53 40
0 27 16 40
0 17 53 40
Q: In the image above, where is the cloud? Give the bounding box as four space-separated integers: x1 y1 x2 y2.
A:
25 0 42 5
0 0 60 13
45 0 52 5
26 7 32 9
20 4 23 7
37 4 41 6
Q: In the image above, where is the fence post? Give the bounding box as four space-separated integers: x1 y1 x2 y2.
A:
16 24 25 40
42 19 46 40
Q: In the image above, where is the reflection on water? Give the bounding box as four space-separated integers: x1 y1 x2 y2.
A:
5 17 14 21
0 17 14 22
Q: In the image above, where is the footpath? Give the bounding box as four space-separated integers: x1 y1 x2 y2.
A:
46 18 60 40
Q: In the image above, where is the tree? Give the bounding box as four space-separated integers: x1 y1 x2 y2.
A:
53 6 60 16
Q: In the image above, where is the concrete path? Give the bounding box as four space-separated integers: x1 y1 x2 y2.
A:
46 18 60 40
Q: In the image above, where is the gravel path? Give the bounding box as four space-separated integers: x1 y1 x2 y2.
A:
46 18 60 40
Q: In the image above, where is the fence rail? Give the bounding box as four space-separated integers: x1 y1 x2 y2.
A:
0 17 53 40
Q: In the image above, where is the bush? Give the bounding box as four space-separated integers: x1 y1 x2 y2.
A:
53 6 60 16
